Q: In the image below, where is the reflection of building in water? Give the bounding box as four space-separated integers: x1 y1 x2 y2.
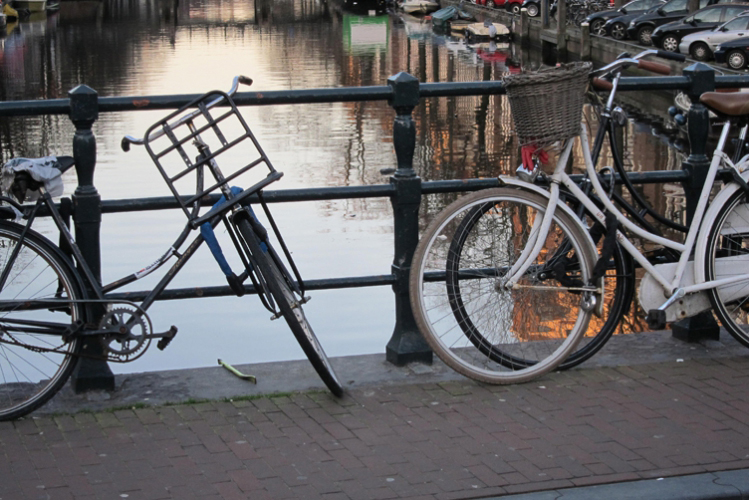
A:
0 0 683 228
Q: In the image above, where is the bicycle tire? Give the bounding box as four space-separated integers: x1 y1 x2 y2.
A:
704 189 749 347
0 221 84 420
234 217 344 397
446 197 634 371
410 188 598 384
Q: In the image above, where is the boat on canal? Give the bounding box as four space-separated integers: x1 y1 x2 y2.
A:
399 0 440 14
463 20 510 41
430 5 475 29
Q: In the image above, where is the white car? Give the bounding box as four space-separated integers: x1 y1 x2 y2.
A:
679 12 749 61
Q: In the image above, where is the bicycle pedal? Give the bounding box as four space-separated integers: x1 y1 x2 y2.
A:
156 326 178 350
646 310 667 330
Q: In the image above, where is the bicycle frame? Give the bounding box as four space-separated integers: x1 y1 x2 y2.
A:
508 120 749 311
4 186 218 318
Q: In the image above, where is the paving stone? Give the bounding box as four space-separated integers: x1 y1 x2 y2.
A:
1 334 748 499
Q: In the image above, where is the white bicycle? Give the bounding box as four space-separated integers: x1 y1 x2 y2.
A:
410 62 749 383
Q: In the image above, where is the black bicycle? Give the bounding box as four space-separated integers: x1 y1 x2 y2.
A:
0 77 343 420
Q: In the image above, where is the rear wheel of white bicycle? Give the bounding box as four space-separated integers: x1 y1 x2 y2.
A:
704 190 749 347
409 188 597 384
236 219 344 397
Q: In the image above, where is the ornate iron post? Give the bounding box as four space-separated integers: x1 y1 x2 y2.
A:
385 72 432 366
672 63 720 342
68 85 115 392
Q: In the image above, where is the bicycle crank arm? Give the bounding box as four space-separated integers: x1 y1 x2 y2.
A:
80 324 177 350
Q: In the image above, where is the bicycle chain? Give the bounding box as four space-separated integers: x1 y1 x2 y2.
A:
0 298 156 362
0 332 130 362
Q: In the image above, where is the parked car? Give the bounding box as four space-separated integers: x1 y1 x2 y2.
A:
585 0 665 35
679 11 749 59
521 0 611 18
521 0 543 16
626 0 719 45
603 3 665 39
473 0 524 12
714 35 749 67
651 3 749 50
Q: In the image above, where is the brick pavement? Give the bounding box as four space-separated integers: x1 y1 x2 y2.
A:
1 354 749 499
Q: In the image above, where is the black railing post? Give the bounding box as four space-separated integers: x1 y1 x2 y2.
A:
672 63 720 342
385 72 432 366
68 85 115 392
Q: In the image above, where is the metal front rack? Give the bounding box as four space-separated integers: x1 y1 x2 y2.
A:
143 90 280 223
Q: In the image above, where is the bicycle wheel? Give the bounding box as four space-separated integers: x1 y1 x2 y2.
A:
704 190 749 346
446 197 634 371
0 221 84 420
410 188 598 384
234 217 344 397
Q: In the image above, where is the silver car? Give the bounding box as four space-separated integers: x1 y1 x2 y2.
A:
679 11 749 60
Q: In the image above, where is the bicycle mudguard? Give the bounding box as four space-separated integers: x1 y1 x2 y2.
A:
694 168 749 284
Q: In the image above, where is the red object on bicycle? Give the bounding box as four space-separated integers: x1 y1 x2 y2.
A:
521 145 548 170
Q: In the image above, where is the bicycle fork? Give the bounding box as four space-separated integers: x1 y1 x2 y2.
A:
504 141 602 314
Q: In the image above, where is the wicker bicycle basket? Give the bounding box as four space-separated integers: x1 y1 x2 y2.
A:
503 62 592 149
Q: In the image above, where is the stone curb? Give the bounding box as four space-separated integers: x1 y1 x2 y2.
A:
489 469 749 499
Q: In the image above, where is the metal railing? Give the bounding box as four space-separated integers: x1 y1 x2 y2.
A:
0 63 745 390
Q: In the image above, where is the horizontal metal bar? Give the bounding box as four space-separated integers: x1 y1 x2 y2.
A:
104 274 397 302
100 184 397 213
4 74 749 117
0 98 70 116
97 169 697 214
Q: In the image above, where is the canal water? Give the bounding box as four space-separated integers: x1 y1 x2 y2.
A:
0 0 686 374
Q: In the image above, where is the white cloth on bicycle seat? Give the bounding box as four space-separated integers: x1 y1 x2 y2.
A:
1 156 64 200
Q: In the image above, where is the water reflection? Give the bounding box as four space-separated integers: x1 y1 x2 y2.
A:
0 0 684 372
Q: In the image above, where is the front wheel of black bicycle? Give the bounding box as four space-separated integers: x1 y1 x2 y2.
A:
442 190 634 372
235 218 344 397
0 221 85 420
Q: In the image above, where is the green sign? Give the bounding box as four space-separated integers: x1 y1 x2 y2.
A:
343 14 389 55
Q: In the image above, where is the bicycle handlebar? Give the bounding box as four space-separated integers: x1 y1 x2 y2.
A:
592 77 613 91
590 49 688 91
637 59 671 75
121 75 253 152
655 50 686 62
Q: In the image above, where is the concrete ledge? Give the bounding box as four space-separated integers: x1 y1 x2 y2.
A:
38 329 749 416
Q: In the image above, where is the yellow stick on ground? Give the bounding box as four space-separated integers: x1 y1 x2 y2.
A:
217 359 257 383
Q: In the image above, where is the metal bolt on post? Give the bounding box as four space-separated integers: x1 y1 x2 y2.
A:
68 85 115 392
385 72 432 366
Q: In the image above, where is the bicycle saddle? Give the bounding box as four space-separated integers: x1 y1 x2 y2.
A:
700 92 749 117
